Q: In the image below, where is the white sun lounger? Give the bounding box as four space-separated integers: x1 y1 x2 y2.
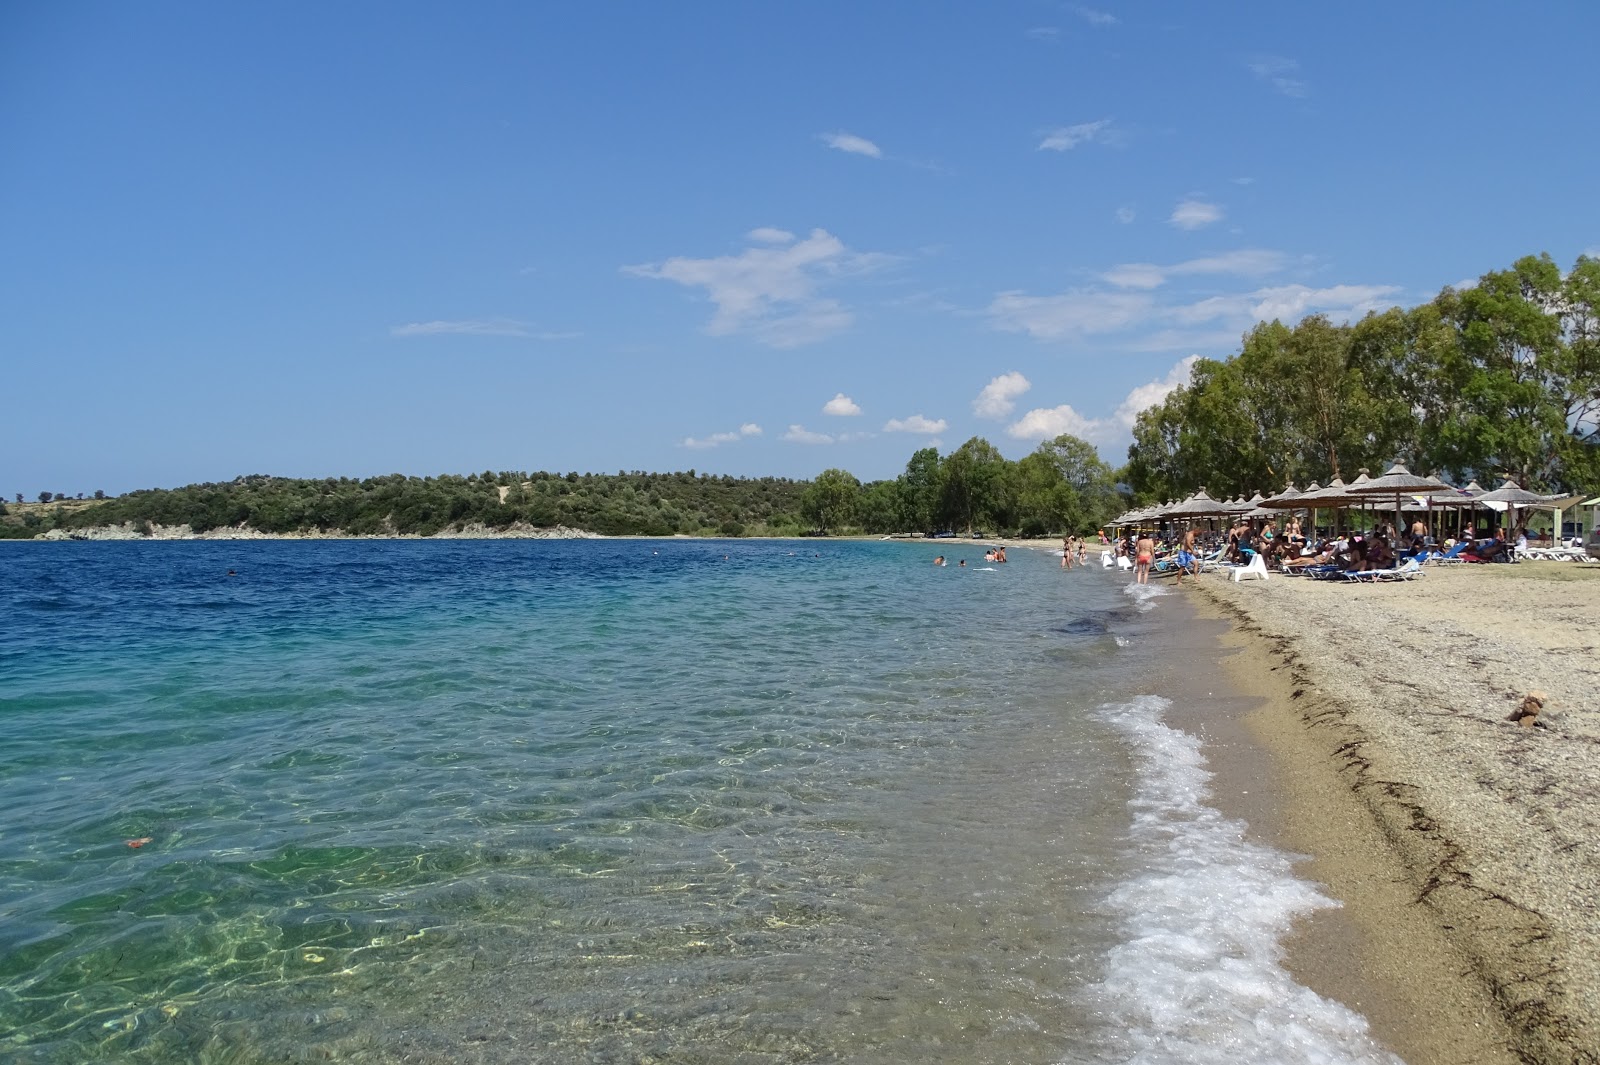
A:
1231 553 1269 581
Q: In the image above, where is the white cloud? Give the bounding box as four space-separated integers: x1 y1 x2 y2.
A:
1247 283 1400 322
822 393 862 416
973 372 1032 418
821 131 882 158
1005 356 1200 445
390 318 559 338
1453 277 1479 290
1170 199 1223 230
682 422 764 449
625 228 891 348
1039 119 1115 152
1174 248 1286 277
1104 263 1166 289
1115 206 1136 224
1249 56 1308 98
1025 26 1059 41
1071 5 1118 26
748 227 794 244
1105 248 1289 289
1232 176 1256 185
682 432 739 449
783 424 835 444
883 414 948 434
988 290 1153 339
1113 355 1199 428
1007 404 1102 442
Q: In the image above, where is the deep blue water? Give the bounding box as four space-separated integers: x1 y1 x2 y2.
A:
0 539 1397 1064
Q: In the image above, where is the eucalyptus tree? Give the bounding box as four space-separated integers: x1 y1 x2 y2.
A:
1033 433 1120 530
938 437 1012 534
801 468 861 533
896 447 942 534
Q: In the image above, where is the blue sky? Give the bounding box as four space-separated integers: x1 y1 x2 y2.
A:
4 2 1597 496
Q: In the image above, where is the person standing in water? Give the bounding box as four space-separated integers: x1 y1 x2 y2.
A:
1134 532 1155 584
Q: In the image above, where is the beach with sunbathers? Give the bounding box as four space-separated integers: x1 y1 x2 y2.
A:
1187 562 1600 1064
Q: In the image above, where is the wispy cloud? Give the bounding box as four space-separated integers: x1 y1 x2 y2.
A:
1071 5 1118 27
823 393 862 416
883 414 948 434
1104 248 1289 289
989 256 1400 351
1169 198 1224 230
682 423 763 450
1249 56 1308 98
820 131 882 158
1038 118 1117 152
390 318 576 339
624 228 894 348
783 424 835 444
1025 26 1059 41
1115 205 1136 224
973 372 1031 419
988 290 1154 340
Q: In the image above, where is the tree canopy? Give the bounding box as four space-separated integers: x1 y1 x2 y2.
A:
1126 253 1600 501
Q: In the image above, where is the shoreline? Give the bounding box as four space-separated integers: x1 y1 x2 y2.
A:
1182 565 1600 1064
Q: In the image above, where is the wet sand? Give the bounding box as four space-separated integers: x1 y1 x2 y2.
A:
1184 563 1600 1064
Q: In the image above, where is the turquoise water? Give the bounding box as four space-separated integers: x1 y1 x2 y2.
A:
0 540 1398 1064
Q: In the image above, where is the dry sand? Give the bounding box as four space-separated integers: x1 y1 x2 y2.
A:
1188 562 1600 1064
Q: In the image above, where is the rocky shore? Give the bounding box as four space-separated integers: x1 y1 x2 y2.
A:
1191 564 1600 1064
36 522 606 541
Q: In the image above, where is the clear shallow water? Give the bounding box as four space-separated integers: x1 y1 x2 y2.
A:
0 540 1396 1063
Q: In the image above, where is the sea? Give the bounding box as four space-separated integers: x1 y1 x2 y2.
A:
0 539 1401 1064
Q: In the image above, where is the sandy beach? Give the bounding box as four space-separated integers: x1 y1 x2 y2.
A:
1184 562 1600 1064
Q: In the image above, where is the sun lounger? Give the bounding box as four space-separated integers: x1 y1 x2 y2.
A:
1429 542 1468 565
1231 553 1269 581
1339 558 1424 583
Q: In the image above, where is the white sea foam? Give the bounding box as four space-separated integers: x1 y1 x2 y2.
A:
1114 635 1131 647
1084 695 1402 1064
1121 582 1169 612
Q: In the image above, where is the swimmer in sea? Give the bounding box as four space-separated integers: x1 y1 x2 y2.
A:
1134 533 1155 585
934 555 946 566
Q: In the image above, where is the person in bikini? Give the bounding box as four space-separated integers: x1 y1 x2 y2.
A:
1134 533 1155 584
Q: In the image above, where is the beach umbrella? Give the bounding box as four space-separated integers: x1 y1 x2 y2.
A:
1299 477 1354 505
1349 462 1440 536
1476 479 1551 539
1258 482 1303 509
1163 487 1233 520
1475 479 1546 506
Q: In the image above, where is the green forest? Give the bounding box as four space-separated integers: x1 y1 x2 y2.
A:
1125 253 1600 501
0 434 1123 540
5 252 1595 541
